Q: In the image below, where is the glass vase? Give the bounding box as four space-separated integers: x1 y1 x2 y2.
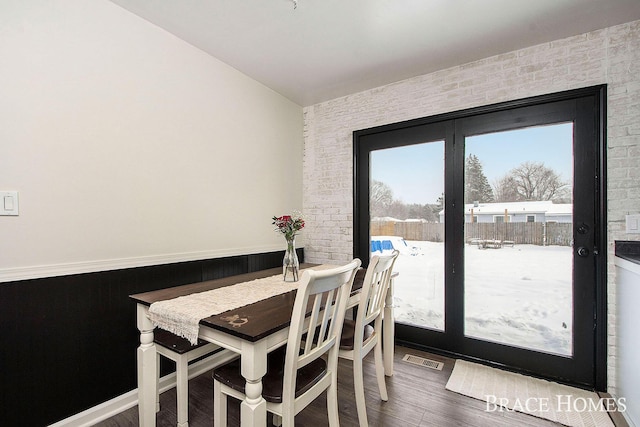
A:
283 235 299 282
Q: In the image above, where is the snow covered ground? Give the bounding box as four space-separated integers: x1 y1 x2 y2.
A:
392 241 572 356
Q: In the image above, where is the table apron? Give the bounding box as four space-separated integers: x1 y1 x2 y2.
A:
198 326 289 355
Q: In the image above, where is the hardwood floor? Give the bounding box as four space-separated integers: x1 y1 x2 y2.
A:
95 345 613 426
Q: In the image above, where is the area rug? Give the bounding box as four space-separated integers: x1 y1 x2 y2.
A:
445 360 614 427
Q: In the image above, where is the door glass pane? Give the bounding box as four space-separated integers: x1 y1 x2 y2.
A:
370 141 445 331
463 123 574 356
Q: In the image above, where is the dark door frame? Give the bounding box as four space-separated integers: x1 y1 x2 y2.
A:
353 85 607 391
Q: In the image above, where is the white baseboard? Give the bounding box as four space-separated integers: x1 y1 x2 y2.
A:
48 352 237 427
0 244 284 283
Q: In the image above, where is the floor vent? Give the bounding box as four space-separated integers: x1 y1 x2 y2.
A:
402 354 444 370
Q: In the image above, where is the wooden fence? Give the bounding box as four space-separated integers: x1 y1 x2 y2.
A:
372 220 573 246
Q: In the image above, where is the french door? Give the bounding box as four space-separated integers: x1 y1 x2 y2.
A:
354 86 607 389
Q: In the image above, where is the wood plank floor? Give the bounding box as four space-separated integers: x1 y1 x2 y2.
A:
96 345 618 427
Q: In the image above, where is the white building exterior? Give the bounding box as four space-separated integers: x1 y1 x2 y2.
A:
454 201 572 223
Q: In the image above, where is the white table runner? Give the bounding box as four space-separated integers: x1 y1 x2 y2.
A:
149 265 333 344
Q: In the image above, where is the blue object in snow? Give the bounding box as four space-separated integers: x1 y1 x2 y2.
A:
371 239 394 253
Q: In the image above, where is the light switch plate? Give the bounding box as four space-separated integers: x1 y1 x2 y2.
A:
0 191 19 216
626 214 640 234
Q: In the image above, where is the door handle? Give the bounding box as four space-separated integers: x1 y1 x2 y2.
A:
577 247 589 257
577 223 590 235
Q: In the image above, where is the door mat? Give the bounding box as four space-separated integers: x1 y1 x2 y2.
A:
445 360 615 427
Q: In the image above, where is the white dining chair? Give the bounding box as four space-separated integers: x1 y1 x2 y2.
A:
212 259 362 427
339 250 399 427
154 329 235 427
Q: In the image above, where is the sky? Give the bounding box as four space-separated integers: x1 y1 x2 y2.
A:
370 122 574 205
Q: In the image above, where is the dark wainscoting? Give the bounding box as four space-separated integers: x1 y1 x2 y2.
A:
0 248 302 426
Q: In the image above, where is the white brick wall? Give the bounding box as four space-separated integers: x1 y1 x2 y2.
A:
303 20 640 394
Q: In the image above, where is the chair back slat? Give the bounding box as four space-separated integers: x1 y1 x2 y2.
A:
303 293 322 355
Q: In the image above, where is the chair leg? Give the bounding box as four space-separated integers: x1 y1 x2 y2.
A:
155 353 161 413
353 357 369 427
374 339 388 401
213 380 227 427
175 354 189 427
282 412 296 427
272 414 283 426
326 372 340 427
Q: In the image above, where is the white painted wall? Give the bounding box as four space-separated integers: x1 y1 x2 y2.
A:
0 0 303 281
303 21 640 395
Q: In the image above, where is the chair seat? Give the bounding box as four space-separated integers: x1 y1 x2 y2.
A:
212 347 327 403
339 319 374 350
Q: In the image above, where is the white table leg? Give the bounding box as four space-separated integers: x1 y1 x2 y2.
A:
383 278 395 376
175 354 189 427
240 340 268 427
137 304 157 427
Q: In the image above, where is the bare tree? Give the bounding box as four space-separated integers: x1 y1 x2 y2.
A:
493 175 520 202
408 203 437 221
387 200 409 219
370 181 444 220
370 180 394 217
493 161 570 202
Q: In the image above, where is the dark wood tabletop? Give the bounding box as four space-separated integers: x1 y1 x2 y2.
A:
130 263 366 343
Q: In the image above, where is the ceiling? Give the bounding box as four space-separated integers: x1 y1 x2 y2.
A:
109 0 640 106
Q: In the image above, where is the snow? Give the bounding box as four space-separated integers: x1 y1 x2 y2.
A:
392 241 572 356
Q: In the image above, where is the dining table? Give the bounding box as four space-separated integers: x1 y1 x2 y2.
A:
130 262 396 427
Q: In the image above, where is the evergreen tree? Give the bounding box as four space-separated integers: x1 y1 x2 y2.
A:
432 193 445 221
465 154 494 203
